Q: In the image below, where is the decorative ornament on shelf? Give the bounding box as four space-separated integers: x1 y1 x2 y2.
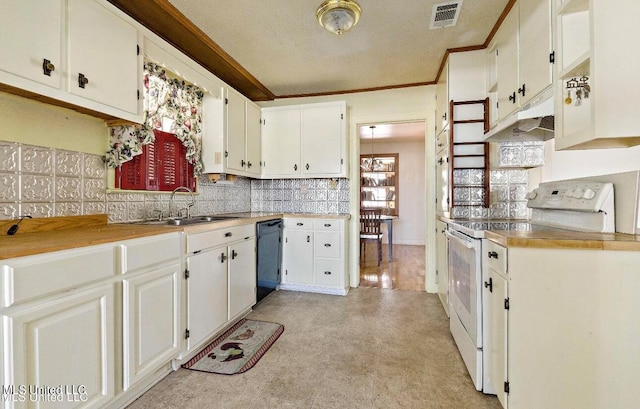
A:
316 0 362 35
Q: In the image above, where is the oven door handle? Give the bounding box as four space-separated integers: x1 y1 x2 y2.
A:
445 230 476 249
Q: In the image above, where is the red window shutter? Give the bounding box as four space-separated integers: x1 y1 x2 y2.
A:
117 130 196 192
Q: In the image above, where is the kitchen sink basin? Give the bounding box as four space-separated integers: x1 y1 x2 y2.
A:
133 215 241 226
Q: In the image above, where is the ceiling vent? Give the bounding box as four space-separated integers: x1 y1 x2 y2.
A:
429 1 463 29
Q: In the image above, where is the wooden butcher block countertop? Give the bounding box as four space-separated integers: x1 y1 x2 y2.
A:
0 215 183 260
485 229 640 251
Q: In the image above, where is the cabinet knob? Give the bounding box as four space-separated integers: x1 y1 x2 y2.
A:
247 161 252 168
42 59 55 76
231 249 238 259
294 164 298 171
241 159 246 167
306 163 310 170
220 252 227 263
78 73 89 88
488 251 499 259
508 91 516 103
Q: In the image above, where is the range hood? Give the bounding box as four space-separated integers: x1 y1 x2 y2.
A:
484 87 555 142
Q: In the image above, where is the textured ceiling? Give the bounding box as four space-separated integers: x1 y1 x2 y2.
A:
167 0 510 97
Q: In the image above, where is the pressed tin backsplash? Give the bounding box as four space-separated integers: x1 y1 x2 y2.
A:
0 140 349 222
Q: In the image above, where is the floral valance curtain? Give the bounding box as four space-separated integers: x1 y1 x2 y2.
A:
106 61 204 175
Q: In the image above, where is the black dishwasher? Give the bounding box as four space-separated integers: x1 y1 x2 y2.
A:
256 219 283 303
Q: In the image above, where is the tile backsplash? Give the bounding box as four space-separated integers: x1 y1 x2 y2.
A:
451 168 529 219
0 141 106 219
250 178 350 214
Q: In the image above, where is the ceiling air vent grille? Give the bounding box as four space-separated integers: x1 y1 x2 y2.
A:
430 1 463 29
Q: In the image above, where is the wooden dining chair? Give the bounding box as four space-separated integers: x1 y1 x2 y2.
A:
360 208 384 266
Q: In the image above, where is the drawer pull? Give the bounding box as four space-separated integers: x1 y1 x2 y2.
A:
324 271 332 275
231 250 238 260
488 251 499 259
324 223 332 227
324 243 331 247
220 252 227 263
297 222 304 226
225 232 233 237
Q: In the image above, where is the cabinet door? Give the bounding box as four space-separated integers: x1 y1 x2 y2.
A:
435 60 449 134
495 6 519 121
486 267 508 408
261 107 301 176
519 0 552 105
245 101 262 176
186 249 228 350
0 0 64 89
228 239 257 320
5 284 115 408
436 220 449 316
435 144 450 216
123 263 181 390
282 230 313 285
225 87 247 173
301 103 344 175
67 0 139 115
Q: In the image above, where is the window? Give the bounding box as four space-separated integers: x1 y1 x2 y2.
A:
360 153 398 216
115 130 196 192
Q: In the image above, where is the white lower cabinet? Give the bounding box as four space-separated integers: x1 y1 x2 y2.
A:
4 284 115 409
120 233 182 392
185 223 256 353
281 217 348 295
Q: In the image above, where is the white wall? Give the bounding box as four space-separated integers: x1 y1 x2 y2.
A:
367 139 426 245
0 91 107 155
529 139 640 187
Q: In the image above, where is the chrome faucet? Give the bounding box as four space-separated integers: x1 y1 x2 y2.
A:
170 186 195 219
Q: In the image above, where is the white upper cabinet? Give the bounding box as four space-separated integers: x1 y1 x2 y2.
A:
262 106 302 176
0 0 142 123
435 59 449 135
300 103 345 176
245 101 262 176
67 0 139 116
262 101 347 179
225 87 248 174
554 0 640 149
0 0 64 90
494 0 553 123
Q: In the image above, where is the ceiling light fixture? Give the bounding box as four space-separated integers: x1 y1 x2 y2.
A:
316 0 362 35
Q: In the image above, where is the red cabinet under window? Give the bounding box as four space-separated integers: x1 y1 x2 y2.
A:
116 130 196 192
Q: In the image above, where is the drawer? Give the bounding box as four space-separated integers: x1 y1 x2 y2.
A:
314 219 342 232
1 244 116 307
284 218 313 230
314 232 341 258
314 259 341 287
187 223 255 253
485 240 507 276
121 232 181 273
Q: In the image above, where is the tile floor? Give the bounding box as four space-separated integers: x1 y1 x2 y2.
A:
127 289 502 409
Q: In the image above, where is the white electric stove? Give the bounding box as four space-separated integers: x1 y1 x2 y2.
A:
445 180 615 394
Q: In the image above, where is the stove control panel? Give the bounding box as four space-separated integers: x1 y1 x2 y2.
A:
527 182 614 212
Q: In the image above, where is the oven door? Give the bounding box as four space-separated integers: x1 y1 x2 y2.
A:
446 228 482 347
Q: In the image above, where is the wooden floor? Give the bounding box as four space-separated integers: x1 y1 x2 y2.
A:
359 243 426 291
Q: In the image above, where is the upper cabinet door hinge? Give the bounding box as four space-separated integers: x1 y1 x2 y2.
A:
137 89 140 100
550 51 555 64
504 298 510 310
185 329 190 339
185 269 190 279
225 98 229 105
341 113 344 120
136 44 140 55
504 381 510 394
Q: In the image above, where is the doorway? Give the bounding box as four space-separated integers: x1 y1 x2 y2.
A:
357 122 427 291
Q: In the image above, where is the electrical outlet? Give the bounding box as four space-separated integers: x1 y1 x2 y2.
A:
300 185 308 194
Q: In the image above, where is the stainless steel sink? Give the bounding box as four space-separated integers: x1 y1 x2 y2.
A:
133 215 241 226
